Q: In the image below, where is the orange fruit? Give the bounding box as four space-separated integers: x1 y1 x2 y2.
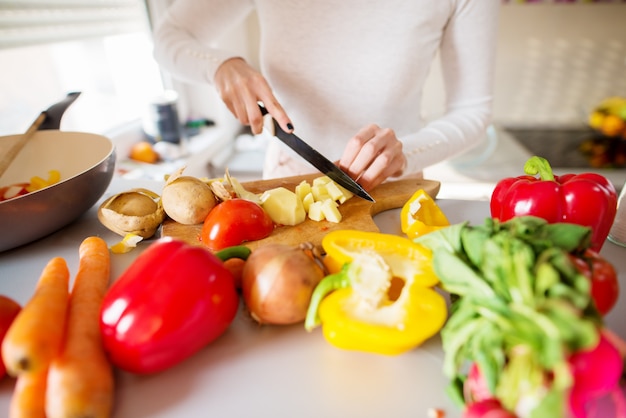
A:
601 114 625 137
130 141 160 163
588 111 605 130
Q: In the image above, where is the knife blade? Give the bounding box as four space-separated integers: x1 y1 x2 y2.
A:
259 105 374 202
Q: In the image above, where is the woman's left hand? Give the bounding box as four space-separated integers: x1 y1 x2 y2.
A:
338 124 407 191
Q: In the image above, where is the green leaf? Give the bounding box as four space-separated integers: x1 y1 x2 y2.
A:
480 233 537 304
441 317 485 378
541 299 599 352
445 377 466 408
413 222 467 254
472 324 506 394
460 225 491 268
510 304 564 368
432 249 495 298
538 223 592 253
534 262 560 302
499 216 591 254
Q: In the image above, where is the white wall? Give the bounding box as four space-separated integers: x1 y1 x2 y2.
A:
492 3 626 128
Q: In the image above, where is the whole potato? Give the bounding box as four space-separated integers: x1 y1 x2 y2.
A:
162 176 217 225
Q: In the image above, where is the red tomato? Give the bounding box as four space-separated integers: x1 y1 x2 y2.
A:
0 295 21 379
201 198 274 251
570 249 619 315
0 183 29 202
99 238 239 374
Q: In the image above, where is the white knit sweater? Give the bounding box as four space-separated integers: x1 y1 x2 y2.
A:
153 0 500 179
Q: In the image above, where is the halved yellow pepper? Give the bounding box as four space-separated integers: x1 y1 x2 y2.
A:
305 230 447 355
322 229 438 288
400 189 450 239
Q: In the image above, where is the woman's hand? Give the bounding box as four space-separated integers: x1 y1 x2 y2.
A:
338 124 407 191
214 58 293 134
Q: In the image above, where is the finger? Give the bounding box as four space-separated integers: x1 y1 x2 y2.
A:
338 124 379 177
359 151 405 190
231 98 251 127
261 98 293 133
244 99 265 134
347 127 394 179
354 136 404 189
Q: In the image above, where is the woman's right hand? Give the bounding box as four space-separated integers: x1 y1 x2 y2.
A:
214 57 293 134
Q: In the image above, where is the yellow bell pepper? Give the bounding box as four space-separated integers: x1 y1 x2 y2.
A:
400 189 450 239
305 230 447 355
25 170 61 192
110 233 144 254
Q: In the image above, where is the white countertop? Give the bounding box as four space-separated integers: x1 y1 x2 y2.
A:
0 178 625 418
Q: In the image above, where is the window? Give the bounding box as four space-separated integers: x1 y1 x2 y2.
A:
0 1 165 136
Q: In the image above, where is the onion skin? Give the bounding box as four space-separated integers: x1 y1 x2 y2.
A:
242 244 325 325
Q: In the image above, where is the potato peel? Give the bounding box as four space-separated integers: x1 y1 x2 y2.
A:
98 188 165 238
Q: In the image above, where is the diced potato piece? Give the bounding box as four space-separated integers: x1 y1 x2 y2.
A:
260 187 306 226
316 193 334 203
295 180 312 201
312 176 331 187
320 199 342 223
311 184 329 201
326 181 349 203
312 175 354 203
308 201 325 221
332 181 354 201
302 192 315 212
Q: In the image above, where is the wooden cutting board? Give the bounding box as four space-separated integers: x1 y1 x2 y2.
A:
161 174 440 251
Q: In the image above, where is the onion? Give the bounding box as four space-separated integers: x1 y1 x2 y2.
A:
242 243 325 325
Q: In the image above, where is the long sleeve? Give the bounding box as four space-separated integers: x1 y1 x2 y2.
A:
400 0 500 175
152 0 254 85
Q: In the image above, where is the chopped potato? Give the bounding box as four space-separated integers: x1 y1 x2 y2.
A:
260 187 306 226
326 182 348 203
258 176 353 226
295 180 312 201
312 176 331 187
308 201 325 221
311 184 326 201
302 192 315 212
320 199 342 223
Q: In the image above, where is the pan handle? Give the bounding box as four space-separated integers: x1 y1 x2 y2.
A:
38 92 81 131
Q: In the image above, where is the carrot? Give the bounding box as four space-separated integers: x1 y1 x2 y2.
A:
1 257 69 376
46 236 114 418
9 368 48 418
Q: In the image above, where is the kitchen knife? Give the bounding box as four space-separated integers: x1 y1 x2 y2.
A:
259 105 374 202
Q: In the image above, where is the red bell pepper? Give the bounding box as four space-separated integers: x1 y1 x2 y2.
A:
99 238 249 374
490 156 617 251
200 198 274 251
